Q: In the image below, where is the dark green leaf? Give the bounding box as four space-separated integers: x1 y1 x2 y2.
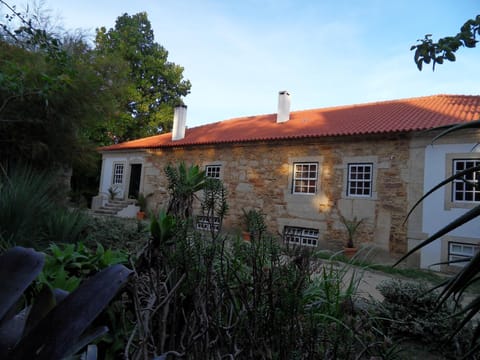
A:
395 205 480 266
0 247 45 322
9 264 132 360
431 119 480 143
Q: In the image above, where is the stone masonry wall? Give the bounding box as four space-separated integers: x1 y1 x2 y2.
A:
142 134 412 256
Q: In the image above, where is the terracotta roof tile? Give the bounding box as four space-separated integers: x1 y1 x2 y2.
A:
99 94 480 151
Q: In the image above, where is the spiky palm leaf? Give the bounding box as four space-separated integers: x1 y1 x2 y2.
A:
397 119 480 347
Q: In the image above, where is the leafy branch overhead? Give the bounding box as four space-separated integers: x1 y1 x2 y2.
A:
412 15 480 70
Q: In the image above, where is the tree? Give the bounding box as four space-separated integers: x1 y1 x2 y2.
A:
0 1 123 168
95 12 191 142
411 15 480 71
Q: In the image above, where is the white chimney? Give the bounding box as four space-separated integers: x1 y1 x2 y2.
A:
172 105 187 141
276 90 290 123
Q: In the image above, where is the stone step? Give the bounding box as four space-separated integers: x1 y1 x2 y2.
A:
94 198 137 216
94 208 118 215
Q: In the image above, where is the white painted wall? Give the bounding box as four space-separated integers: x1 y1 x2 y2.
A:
98 152 146 200
421 143 480 269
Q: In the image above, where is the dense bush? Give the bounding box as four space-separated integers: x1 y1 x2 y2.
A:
82 215 150 252
0 165 90 249
376 279 476 358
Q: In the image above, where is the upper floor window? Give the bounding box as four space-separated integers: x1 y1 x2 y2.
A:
347 163 373 197
206 165 221 179
292 162 318 194
113 163 124 185
452 159 480 203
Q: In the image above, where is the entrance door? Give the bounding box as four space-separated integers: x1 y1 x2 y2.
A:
128 164 142 198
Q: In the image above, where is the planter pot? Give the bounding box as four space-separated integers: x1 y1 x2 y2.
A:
242 231 251 242
343 246 358 259
136 211 146 220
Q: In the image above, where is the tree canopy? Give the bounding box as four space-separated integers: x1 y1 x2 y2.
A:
95 12 191 141
0 3 119 169
0 3 191 173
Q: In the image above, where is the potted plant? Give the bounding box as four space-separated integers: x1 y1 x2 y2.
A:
339 214 364 258
242 208 267 241
136 193 148 220
108 185 119 200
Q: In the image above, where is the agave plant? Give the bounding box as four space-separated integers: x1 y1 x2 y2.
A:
396 119 480 352
0 246 132 360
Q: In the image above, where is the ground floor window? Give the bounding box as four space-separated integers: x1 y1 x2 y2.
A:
448 241 480 267
113 163 124 185
196 216 220 232
284 226 319 247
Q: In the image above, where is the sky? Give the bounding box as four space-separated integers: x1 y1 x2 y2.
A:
7 1 480 128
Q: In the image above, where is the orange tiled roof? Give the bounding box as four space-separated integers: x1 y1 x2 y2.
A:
99 94 480 151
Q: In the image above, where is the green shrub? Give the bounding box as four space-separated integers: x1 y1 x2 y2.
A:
376 279 475 357
82 215 150 252
41 208 89 245
0 166 56 247
37 242 129 292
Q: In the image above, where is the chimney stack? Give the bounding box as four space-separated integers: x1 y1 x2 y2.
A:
276 90 291 123
172 105 187 141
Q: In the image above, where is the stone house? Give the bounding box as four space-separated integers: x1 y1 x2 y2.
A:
95 93 480 269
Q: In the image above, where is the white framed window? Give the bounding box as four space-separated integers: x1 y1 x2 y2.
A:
347 163 373 197
196 216 220 232
284 226 319 247
292 162 318 194
113 163 124 185
206 165 221 179
452 159 480 203
448 241 480 267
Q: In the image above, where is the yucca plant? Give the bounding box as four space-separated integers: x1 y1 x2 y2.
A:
396 120 480 353
0 165 56 247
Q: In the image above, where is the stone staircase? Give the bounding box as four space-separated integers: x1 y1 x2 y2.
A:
93 199 137 217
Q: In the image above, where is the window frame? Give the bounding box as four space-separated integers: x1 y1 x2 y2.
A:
292 162 318 195
445 154 480 210
112 163 125 185
451 159 480 203
284 226 319 247
196 215 221 232
205 164 222 179
347 163 373 198
448 241 480 267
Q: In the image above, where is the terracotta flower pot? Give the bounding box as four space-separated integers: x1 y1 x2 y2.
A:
136 211 146 220
242 231 251 242
343 246 358 259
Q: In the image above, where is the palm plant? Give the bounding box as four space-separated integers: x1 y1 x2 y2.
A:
339 214 364 248
396 120 480 352
165 162 206 219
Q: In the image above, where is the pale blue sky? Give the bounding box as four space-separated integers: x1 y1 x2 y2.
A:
9 1 480 127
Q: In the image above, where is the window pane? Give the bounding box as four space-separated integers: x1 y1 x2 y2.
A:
347 163 372 197
453 159 480 203
293 163 317 194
